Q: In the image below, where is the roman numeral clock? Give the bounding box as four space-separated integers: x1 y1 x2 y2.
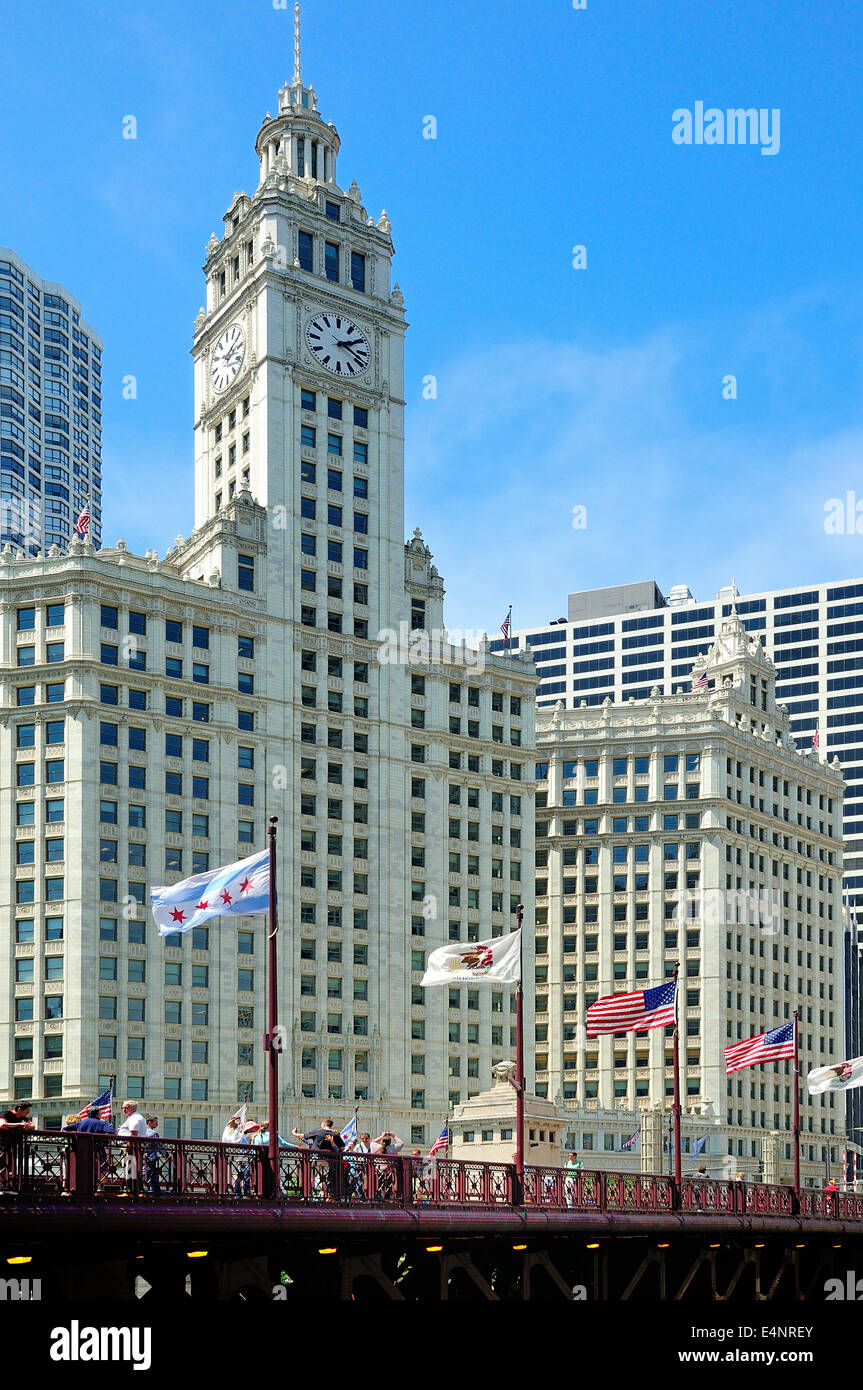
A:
210 321 246 393
304 311 370 377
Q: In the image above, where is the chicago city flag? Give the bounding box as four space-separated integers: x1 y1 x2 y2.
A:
151 849 269 936
421 930 521 986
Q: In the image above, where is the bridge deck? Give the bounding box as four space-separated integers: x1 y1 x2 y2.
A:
2 1131 861 1240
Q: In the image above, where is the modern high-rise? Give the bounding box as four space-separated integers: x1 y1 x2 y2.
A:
494 576 863 1135
0 37 537 1139
534 612 846 1183
0 249 102 554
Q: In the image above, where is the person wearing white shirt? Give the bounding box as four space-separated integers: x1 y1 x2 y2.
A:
117 1100 148 1138
116 1100 147 1188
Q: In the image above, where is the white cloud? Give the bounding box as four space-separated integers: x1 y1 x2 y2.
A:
406 315 863 634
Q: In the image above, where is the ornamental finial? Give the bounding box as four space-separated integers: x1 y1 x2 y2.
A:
294 2 302 86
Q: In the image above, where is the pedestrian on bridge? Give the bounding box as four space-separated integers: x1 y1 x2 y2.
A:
564 1151 583 1208
293 1119 345 1200
0 1102 34 1193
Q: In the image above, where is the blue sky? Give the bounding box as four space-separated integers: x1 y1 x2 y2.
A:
4 0 863 633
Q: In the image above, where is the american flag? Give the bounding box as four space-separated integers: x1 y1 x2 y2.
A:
690 670 708 691
429 1122 448 1157
724 1021 795 1074
500 608 512 643
586 979 676 1037
812 729 819 749
77 1087 112 1121
74 504 91 537
620 1128 641 1150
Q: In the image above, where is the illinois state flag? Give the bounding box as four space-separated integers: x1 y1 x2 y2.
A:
808 1054 863 1095
151 849 269 936
421 930 521 986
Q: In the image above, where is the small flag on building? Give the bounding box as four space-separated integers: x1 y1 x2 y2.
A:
429 1122 449 1157
151 848 270 935
421 930 521 986
807 1054 863 1095
586 980 676 1037
620 1128 641 1151
690 670 708 691
500 607 512 643
78 1088 112 1121
724 1021 795 1074
812 729 820 750
691 1135 708 1159
74 503 91 537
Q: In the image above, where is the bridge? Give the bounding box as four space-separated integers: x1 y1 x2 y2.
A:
2 1131 862 1301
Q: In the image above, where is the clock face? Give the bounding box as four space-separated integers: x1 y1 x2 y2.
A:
305 313 370 376
210 322 246 393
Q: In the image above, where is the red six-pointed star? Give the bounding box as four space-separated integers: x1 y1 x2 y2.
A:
239 878 252 893
220 890 233 905
196 900 208 910
170 908 186 923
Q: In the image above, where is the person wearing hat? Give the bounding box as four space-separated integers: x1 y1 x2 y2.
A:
143 1116 163 1195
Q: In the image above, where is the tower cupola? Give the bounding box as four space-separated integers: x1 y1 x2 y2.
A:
255 3 341 189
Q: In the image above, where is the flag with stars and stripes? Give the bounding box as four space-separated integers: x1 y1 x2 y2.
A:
724 1022 795 1074
690 669 708 691
429 1122 449 1157
586 980 676 1037
78 1088 112 1121
151 848 269 936
500 608 512 643
620 1128 641 1150
74 504 91 537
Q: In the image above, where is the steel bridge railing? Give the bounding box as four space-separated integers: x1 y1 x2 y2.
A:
2 1131 862 1220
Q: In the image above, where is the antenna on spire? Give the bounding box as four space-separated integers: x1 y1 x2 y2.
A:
293 1 302 86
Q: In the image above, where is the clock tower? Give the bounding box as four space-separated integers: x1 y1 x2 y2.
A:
190 6 407 634
171 9 537 1138
185 8 422 1128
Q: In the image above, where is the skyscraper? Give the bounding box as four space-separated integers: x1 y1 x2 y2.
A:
0 248 102 554
0 26 537 1139
534 613 845 1183
499 577 863 1139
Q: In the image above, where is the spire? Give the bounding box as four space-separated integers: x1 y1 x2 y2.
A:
258 5 341 187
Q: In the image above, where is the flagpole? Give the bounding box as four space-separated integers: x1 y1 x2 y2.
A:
672 962 682 1195
514 902 525 1196
267 816 279 1192
792 1008 801 1203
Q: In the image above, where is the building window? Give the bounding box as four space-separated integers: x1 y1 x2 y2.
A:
238 554 254 591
